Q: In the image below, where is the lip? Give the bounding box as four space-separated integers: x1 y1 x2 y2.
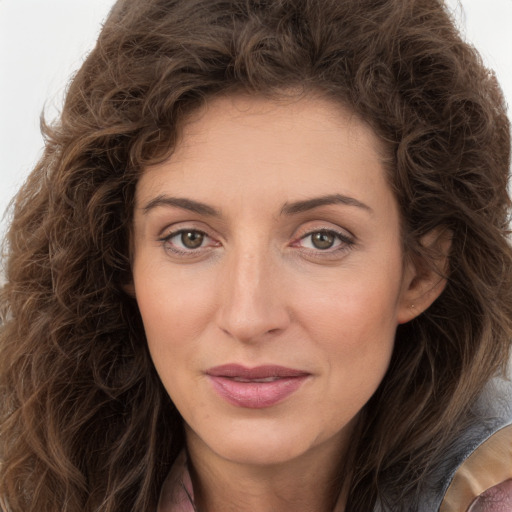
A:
206 364 310 409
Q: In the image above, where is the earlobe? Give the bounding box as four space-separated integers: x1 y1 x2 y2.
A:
397 227 452 324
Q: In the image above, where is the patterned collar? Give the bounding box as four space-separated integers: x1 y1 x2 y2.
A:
157 451 196 512
156 450 345 512
157 377 512 512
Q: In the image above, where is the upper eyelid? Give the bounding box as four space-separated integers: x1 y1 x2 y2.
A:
292 231 356 261
300 227 352 237
295 230 354 246
160 227 208 239
158 221 219 239
157 223 355 244
161 228 215 245
159 229 220 257
293 224 355 241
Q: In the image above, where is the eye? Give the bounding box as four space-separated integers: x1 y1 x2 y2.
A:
177 230 206 249
308 231 338 250
159 229 219 254
295 229 354 252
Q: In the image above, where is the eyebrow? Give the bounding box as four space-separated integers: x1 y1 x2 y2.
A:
281 194 373 215
142 195 221 216
142 193 372 217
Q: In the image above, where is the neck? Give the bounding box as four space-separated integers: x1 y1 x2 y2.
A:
185 430 353 512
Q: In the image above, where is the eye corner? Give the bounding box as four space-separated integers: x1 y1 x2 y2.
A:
158 227 221 258
289 227 356 260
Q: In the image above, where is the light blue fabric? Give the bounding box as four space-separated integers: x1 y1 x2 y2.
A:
160 376 512 512
373 376 512 512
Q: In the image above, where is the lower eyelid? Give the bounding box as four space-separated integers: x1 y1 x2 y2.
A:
158 227 353 255
159 229 221 255
298 230 354 246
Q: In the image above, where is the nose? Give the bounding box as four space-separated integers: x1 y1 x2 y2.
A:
216 246 291 343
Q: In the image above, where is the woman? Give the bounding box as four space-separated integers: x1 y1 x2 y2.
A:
1 0 511 511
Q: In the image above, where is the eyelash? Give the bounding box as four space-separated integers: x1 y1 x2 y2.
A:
158 229 219 256
158 227 355 258
292 228 355 256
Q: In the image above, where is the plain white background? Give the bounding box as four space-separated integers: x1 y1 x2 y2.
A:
1 0 511 236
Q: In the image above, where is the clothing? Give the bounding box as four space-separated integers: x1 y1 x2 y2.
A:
441 425 512 512
158 451 196 512
158 377 512 512
405 376 512 512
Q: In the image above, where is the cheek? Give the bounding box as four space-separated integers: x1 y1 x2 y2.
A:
296 271 402 345
133 262 219 390
306 293 396 422
135 261 216 335
135 277 212 413
293 270 401 389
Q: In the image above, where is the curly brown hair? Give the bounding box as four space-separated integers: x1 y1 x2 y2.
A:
1 0 511 511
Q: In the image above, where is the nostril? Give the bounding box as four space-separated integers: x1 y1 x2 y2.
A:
217 313 289 343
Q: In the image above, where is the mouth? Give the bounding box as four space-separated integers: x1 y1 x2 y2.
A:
230 376 283 383
206 364 310 409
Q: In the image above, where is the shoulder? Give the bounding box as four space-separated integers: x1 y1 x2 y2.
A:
438 376 512 512
440 423 512 512
466 478 512 512
390 376 512 512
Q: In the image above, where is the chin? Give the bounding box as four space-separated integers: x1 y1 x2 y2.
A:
186 415 350 469
222 437 307 467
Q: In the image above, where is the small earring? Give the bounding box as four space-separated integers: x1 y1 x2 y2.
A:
409 304 416 310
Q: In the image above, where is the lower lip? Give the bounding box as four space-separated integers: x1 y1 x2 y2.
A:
208 375 308 409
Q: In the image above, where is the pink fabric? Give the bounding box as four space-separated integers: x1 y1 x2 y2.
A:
157 452 196 512
158 455 512 512
467 479 512 512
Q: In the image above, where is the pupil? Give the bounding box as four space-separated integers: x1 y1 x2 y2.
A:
312 231 334 249
181 231 204 249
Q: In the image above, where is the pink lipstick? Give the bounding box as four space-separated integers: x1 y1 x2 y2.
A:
206 364 309 409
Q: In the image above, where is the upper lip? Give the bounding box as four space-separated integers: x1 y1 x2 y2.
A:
206 364 309 379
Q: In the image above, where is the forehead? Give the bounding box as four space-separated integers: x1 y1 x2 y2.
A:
174 92 386 163
135 93 395 216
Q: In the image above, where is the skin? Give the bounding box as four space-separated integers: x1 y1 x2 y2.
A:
131 94 445 512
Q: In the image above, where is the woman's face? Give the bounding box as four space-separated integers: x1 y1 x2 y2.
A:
131 94 415 468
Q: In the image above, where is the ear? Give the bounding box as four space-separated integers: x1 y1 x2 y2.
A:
397 227 452 324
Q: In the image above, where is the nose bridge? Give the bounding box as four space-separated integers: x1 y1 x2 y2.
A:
217 238 289 342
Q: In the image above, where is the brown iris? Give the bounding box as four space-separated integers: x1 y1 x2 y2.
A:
311 231 336 250
181 231 204 249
